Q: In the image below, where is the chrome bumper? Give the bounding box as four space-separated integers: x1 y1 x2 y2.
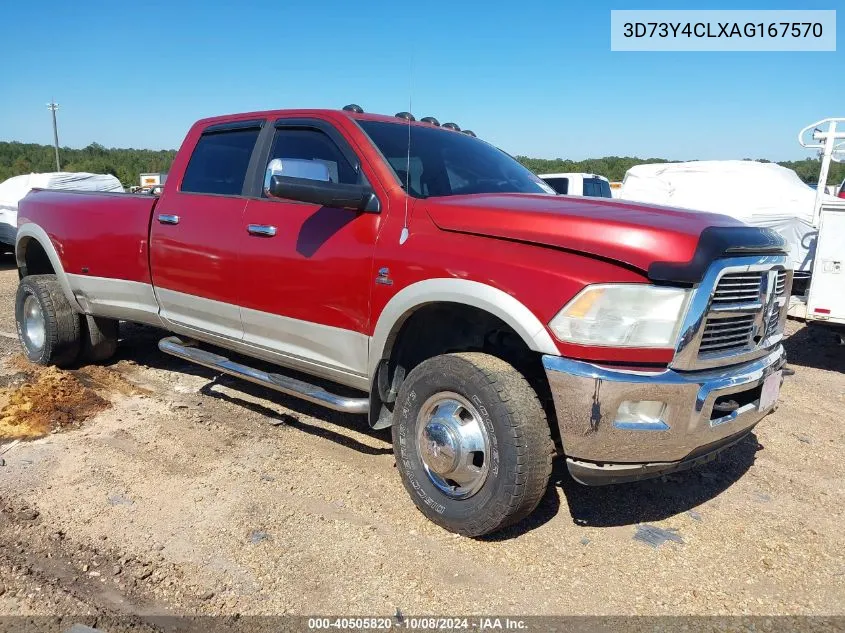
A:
542 346 786 485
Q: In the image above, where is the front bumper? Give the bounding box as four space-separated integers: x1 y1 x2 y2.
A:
542 346 786 485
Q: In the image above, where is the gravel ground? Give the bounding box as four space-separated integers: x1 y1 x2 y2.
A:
0 256 843 623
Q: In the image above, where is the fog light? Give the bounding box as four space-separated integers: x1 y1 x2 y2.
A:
614 400 669 430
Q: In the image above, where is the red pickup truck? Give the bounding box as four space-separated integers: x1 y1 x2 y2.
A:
14 106 791 536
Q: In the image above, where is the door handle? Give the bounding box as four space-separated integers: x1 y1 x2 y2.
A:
247 224 277 237
158 214 180 225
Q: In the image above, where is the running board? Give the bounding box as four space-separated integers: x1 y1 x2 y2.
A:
158 336 369 415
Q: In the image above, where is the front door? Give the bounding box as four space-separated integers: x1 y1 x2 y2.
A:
150 120 263 339
240 118 381 383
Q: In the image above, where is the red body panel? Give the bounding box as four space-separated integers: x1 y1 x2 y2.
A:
18 190 157 283
425 193 744 274
240 199 380 332
366 200 665 362
17 108 749 366
149 193 247 306
235 111 391 332
147 118 247 306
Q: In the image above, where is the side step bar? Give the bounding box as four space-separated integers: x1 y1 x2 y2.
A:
158 336 369 415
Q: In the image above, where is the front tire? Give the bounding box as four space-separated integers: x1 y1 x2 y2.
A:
392 352 553 537
15 274 82 367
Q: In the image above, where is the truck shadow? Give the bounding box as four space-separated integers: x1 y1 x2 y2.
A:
483 433 761 540
782 322 844 372
110 323 392 458
556 433 761 528
197 376 393 456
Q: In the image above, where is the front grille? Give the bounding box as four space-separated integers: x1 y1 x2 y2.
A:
697 267 789 360
699 314 756 353
775 270 787 295
711 272 765 306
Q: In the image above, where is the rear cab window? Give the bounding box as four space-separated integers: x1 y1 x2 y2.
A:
181 124 262 195
542 177 569 195
582 178 612 198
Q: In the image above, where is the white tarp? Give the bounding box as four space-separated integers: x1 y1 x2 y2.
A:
0 172 124 244
619 160 840 272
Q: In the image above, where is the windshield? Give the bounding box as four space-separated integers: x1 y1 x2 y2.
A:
358 120 555 198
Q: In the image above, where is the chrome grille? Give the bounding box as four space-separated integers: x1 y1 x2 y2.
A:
699 315 755 353
697 267 789 360
710 272 765 306
775 270 787 295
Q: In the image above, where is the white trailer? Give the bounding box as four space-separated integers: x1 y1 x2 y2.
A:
791 118 845 336
806 206 845 328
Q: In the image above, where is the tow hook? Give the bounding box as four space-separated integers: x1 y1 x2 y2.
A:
713 400 739 413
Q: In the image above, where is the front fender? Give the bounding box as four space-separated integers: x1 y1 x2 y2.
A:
368 277 559 379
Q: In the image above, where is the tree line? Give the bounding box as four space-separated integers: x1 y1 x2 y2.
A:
1 140 843 188
515 155 845 186
0 142 176 187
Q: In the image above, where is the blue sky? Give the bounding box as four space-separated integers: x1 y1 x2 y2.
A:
1 0 842 160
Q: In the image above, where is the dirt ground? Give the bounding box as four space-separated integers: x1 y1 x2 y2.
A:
0 254 843 625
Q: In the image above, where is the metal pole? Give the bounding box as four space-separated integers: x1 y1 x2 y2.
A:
47 101 61 171
812 121 838 226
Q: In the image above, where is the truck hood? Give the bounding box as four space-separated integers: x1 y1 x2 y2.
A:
425 193 779 281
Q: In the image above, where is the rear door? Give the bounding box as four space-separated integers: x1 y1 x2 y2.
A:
150 119 263 338
239 118 381 383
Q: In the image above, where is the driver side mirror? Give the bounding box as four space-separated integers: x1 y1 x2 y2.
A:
264 158 380 213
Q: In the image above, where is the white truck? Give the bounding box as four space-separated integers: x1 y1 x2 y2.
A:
538 172 612 198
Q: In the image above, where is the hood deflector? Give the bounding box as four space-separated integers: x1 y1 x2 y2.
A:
648 226 787 284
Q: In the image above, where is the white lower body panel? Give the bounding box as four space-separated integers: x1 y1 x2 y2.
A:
156 287 243 342
67 274 163 327
65 275 370 390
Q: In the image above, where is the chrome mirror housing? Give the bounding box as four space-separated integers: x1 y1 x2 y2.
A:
264 158 330 197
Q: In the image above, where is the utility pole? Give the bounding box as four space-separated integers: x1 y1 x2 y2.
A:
47 100 61 171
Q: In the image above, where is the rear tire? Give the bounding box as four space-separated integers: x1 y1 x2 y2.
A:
80 315 119 363
392 352 553 537
15 275 81 368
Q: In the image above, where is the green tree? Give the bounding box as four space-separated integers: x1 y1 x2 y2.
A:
0 141 177 187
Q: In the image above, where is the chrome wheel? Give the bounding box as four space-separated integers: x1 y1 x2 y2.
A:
415 392 490 499
22 294 46 353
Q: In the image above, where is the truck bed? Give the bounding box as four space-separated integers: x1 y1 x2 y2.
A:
18 189 159 284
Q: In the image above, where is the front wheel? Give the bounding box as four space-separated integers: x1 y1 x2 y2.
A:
392 352 553 537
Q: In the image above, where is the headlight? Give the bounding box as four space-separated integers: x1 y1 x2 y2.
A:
549 284 691 348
